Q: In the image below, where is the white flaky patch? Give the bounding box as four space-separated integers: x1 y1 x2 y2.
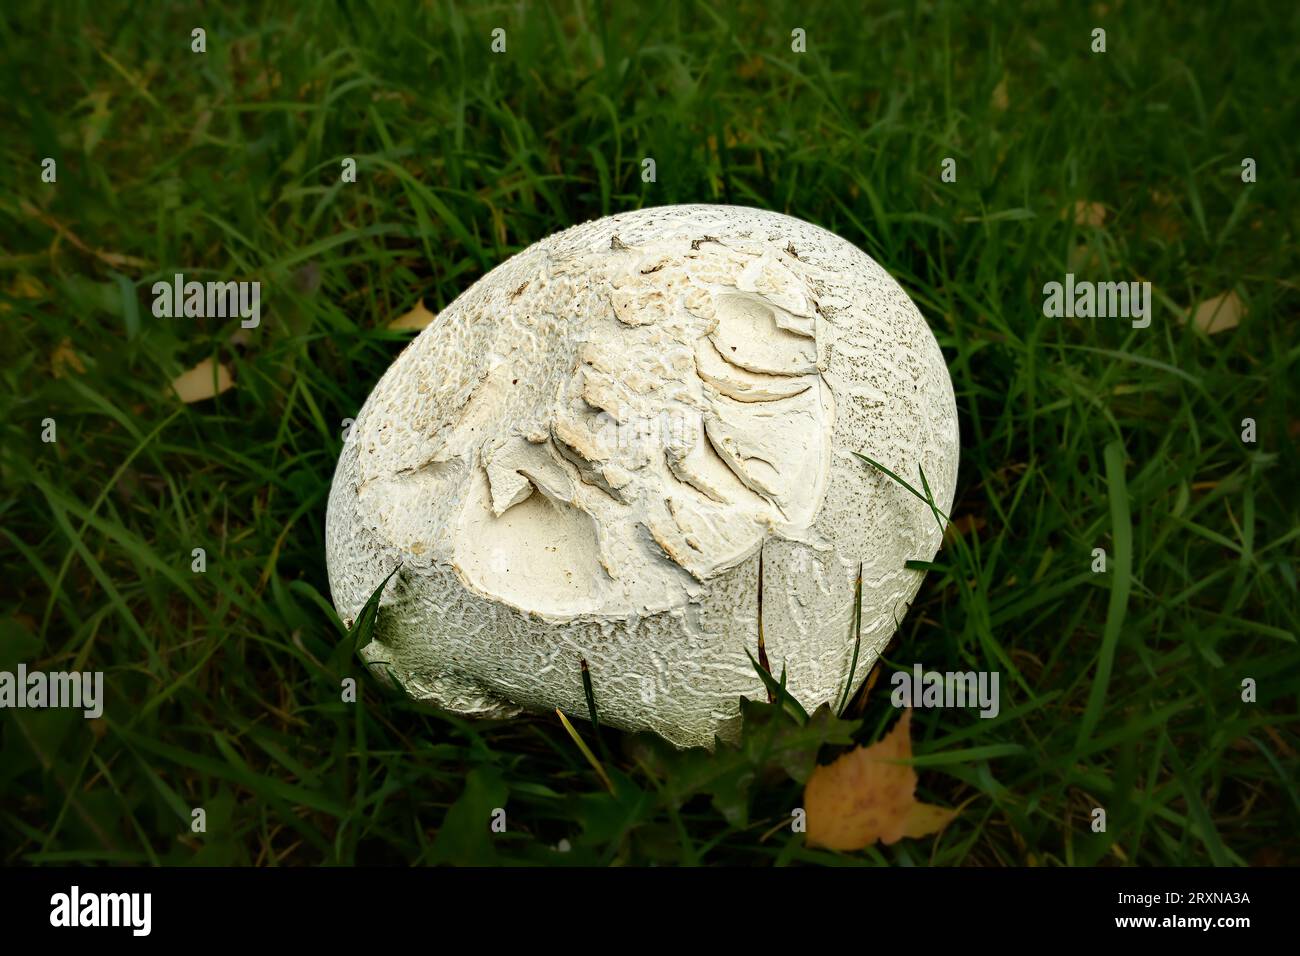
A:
325 205 959 748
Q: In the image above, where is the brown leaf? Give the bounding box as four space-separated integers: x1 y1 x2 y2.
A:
388 298 436 331
1066 201 1107 227
51 338 86 378
804 710 956 850
1185 291 1244 335
170 358 234 403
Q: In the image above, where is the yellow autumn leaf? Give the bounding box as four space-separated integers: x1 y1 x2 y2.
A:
1186 291 1245 335
51 338 86 378
170 358 234 403
804 709 956 851
903 801 958 839
388 298 437 331
1066 200 1107 227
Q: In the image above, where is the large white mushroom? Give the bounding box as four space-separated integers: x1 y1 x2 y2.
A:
326 204 959 748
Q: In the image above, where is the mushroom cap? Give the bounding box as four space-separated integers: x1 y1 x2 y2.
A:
326 204 958 748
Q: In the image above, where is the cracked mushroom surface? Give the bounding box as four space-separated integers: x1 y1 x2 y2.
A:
326 204 959 748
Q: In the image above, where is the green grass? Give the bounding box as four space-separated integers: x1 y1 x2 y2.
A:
1 0 1296 866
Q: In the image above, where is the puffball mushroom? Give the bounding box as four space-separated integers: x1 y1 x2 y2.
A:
326 204 959 749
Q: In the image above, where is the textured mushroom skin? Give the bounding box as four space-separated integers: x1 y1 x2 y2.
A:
326 204 959 748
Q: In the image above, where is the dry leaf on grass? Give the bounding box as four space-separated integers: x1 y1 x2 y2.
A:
1065 201 1107 227
170 358 234 403
51 339 86 378
388 299 436 331
1184 291 1245 335
804 709 956 850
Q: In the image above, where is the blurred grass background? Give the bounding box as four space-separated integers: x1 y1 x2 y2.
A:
0 0 1296 865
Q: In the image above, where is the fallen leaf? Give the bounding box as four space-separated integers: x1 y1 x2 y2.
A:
388 298 436 331
1066 200 1107 227
1184 291 1244 335
991 75 1009 111
51 338 86 378
804 710 956 850
903 801 958 839
170 358 234 403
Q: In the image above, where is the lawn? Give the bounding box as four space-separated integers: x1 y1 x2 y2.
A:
0 0 1296 866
